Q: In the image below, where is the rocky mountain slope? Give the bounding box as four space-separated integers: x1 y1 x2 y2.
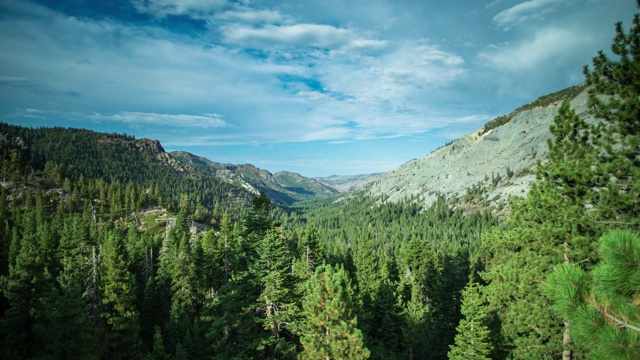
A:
315 173 385 192
366 84 591 210
171 151 339 205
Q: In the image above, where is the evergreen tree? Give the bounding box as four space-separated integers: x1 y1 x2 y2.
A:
38 257 94 359
479 101 601 359
100 232 142 359
448 279 493 360
208 195 271 359
353 229 379 343
545 230 640 360
583 0 640 226
149 325 169 360
0 212 54 359
250 228 299 358
478 5 640 358
399 282 430 360
299 264 369 360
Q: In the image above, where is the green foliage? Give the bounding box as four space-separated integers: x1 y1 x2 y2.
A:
100 231 142 359
477 101 601 358
448 279 493 360
475 6 640 359
0 122 252 217
546 230 640 359
250 228 299 358
584 4 640 225
299 264 370 359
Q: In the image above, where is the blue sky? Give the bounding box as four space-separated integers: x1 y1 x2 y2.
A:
0 0 635 177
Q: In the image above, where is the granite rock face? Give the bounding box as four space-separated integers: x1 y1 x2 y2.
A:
366 88 593 209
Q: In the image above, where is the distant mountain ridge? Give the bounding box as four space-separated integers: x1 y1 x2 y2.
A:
365 84 591 211
0 123 340 209
170 151 339 205
315 173 385 192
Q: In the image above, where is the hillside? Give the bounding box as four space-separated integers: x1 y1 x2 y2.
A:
171 151 339 205
366 84 591 210
0 124 255 214
315 173 384 192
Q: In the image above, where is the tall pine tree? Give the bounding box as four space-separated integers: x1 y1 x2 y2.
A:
546 230 640 359
100 231 142 359
299 264 369 360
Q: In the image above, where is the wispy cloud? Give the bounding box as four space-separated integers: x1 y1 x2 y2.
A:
214 8 288 24
221 23 387 52
91 112 228 128
131 0 229 19
480 26 591 71
493 0 573 30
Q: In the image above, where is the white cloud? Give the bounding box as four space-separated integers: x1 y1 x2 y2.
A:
480 26 590 72
322 40 466 108
214 9 287 24
493 0 572 30
221 23 387 51
131 0 229 19
94 112 228 128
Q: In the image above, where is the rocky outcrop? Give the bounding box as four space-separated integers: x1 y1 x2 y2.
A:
366 87 593 209
315 173 385 192
97 136 190 173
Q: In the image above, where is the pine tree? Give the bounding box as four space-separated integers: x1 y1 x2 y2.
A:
479 5 640 358
448 279 493 360
150 325 169 360
479 101 601 358
545 230 640 360
208 198 269 359
353 228 380 348
299 264 370 360
0 212 54 359
250 228 299 358
399 282 430 360
100 232 142 359
38 256 94 359
583 0 640 226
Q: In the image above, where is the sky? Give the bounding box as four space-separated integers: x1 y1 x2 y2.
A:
0 0 636 177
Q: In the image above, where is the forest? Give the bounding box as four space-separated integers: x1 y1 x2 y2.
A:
0 6 639 360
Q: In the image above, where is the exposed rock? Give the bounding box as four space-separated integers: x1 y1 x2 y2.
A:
315 173 385 192
366 87 594 209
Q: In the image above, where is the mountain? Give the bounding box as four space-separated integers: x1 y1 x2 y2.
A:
366 84 590 210
315 173 385 192
0 124 257 212
170 151 339 205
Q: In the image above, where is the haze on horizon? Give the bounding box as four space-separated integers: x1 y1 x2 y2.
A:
0 0 635 177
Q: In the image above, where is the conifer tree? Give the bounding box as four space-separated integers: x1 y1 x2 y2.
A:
0 212 54 359
38 256 94 359
399 282 430 360
448 279 492 360
250 228 298 357
150 325 169 360
479 100 601 358
208 195 271 359
545 230 640 360
299 264 369 360
100 232 142 359
353 228 380 347
583 0 640 226
478 5 640 358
